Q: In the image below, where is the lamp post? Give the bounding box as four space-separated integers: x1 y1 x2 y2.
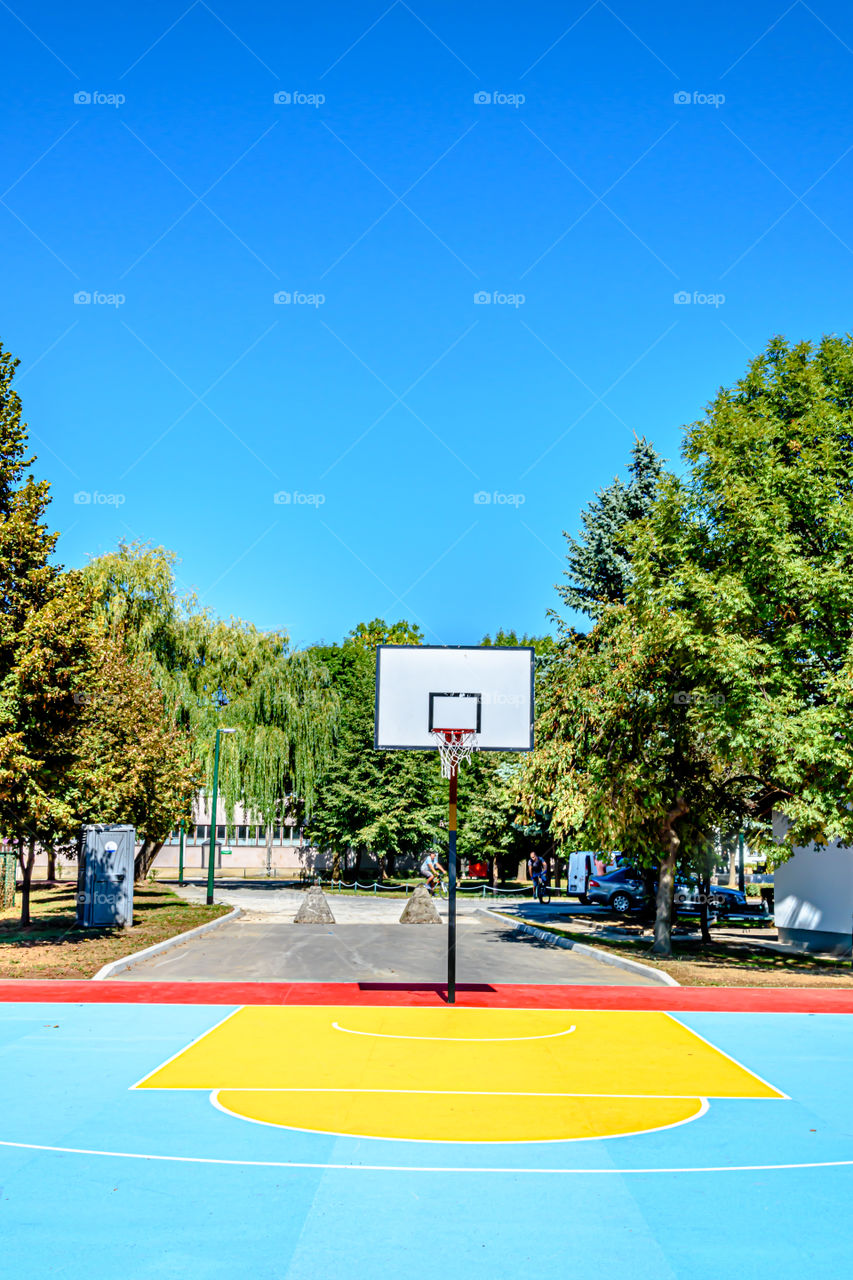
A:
207 727 235 906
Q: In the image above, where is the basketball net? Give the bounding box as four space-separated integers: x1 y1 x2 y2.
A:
432 729 478 779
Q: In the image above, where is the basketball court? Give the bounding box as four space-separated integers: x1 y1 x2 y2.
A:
5 647 850 1275
2 980 853 1278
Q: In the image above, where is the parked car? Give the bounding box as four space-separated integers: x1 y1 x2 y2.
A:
585 866 650 913
586 869 762 918
673 877 746 916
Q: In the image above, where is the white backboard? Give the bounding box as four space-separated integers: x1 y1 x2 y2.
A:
374 645 534 752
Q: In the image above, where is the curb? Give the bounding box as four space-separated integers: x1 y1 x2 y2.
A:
477 908 679 987
92 906 242 980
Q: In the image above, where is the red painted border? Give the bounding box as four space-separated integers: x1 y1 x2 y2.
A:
0 980 852 1012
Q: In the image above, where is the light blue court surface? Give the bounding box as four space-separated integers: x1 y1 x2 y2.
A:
2 1001 853 1278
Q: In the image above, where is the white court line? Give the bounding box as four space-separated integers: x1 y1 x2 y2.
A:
1 1137 851 1175
331 1022 576 1042
663 1011 790 1100
129 1007 243 1091
209 1091 709 1144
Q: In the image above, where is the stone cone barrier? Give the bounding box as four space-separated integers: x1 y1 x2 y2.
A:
294 885 336 924
399 883 441 924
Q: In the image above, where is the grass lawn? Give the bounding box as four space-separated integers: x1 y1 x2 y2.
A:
507 916 853 988
0 881 230 980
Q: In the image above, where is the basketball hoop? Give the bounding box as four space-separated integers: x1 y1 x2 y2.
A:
431 729 478 779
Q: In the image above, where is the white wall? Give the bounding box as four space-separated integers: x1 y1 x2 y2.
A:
773 812 853 939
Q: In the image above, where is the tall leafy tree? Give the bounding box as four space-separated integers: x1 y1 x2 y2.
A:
71 631 200 879
82 542 339 865
633 334 853 854
306 626 438 878
2 576 96 922
0 345 101 920
517 607 755 954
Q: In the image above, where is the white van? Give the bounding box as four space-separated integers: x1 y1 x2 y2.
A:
566 851 618 902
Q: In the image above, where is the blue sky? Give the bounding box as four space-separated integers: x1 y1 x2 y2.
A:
4 1 853 647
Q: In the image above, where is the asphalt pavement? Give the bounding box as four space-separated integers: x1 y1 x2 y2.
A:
117 890 658 985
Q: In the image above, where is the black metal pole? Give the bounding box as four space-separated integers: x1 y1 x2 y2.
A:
448 764 457 1004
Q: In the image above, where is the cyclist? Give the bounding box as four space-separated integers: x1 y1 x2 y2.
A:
527 852 547 902
421 848 447 896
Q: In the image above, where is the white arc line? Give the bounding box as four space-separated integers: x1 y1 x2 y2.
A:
331 1022 576 1042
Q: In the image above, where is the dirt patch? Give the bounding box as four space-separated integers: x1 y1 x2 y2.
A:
0 882 230 979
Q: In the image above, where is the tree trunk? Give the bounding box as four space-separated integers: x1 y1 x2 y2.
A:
651 798 689 957
134 838 164 882
488 856 497 888
19 836 36 927
46 848 57 882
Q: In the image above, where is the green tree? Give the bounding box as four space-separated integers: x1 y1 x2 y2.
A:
0 344 99 921
2 576 96 922
71 631 200 879
347 618 424 648
633 334 853 855
306 634 439 878
82 542 338 867
555 436 665 627
518 608 754 954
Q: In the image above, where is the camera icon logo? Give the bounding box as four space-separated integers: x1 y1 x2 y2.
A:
473 491 491 505
273 491 292 504
673 290 691 304
73 491 92 505
673 91 691 105
673 690 691 704
473 291 491 304
473 91 491 104
73 291 91 304
74 91 92 104
273 291 291 304
273 91 291 104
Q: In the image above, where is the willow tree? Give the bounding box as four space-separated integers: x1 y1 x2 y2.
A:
82 543 338 874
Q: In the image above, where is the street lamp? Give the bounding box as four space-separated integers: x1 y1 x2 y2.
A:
207 727 236 905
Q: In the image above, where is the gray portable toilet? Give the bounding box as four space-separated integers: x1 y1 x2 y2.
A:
78 824 135 928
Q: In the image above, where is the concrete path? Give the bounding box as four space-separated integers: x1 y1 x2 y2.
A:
116 909 658 985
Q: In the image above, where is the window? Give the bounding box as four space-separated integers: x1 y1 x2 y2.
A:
195 825 209 844
216 825 226 841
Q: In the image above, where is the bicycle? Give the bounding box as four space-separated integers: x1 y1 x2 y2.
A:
532 875 551 905
426 873 448 898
